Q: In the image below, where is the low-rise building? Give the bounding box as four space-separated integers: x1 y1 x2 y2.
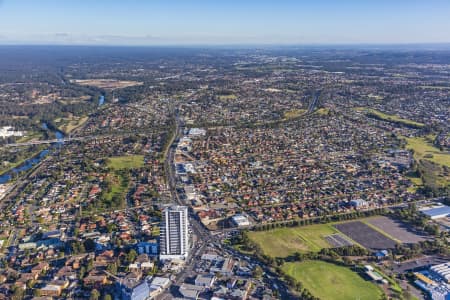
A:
179 283 204 300
121 280 150 300
136 241 158 256
40 285 62 297
231 214 251 227
195 274 216 288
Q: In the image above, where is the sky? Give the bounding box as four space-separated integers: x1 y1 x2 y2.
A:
0 0 449 45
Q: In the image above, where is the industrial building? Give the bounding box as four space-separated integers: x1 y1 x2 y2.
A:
160 205 190 260
414 262 450 300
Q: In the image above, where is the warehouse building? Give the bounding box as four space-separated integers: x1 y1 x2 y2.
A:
431 262 450 283
420 204 450 220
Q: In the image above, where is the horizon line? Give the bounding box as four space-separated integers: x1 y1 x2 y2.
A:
1 42 450 48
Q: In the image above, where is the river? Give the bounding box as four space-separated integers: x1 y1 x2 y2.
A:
0 123 64 184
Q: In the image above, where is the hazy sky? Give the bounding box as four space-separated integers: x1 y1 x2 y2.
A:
0 0 449 45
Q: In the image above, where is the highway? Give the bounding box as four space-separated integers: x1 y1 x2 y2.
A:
306 90 321 114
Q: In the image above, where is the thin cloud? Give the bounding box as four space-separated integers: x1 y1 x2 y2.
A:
54 33 70 37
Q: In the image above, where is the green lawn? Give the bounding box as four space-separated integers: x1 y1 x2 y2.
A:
406 175 423 192
107 155 144 170
15 131 44 143
103 173 126 200
405 137 450 168
55 115 89 133
283 261 383 300
218 94 237 100
90 172 129 211
363 108 424 128
283 109 306 119
315 108 330 115
403 136 449 189
105 180 126 201
248 224 338 257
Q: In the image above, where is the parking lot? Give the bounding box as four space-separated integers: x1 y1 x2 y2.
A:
366 216 428 244
325 233 354 248
334 221 397 250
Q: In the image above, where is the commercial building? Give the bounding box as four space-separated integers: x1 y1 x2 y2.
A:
188 128 206 137
350 199 368 208
149 276 171 295
195 274 216 288
231 214 251 227
179 283 204 300
210 257 235 277
160 205 189 260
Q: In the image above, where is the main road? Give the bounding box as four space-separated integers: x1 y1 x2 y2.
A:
156 112 210 300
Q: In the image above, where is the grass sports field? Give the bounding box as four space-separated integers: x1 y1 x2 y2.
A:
107 155 144 170
248 224 338 257
283 261 383 300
